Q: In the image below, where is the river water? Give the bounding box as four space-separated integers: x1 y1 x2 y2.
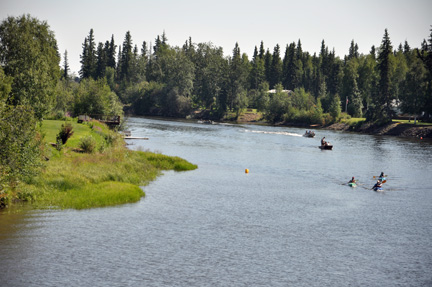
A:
1 117 432 286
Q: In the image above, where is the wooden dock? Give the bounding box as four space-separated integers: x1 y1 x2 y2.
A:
122 131 148 140
124 136 149 140
78 114 121 127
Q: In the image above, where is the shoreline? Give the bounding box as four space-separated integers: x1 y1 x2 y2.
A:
131 113 432 140
324 122 432 139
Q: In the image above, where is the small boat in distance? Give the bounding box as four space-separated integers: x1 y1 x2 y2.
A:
303 130 315 138
319 136 332 149
319 145 333 150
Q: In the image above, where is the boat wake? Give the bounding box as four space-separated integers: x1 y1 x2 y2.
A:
245 129 303 137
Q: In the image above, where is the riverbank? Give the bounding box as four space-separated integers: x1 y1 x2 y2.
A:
325 121 432 139
2 119 197 210
233 110 432 139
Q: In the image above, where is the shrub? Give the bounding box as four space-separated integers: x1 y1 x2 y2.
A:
79 135 97 153
56 122 74 145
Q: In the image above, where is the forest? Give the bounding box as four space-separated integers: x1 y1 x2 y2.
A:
1 14 432 193
72 25 432 125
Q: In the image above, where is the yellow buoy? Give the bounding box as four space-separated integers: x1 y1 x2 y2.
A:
245 169 249 174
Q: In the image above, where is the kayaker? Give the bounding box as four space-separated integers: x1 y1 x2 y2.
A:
379 172 384 177
349 177 356 183
372 180 382 190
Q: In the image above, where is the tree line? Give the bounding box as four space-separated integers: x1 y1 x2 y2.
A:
0 14 431 193
74 26 432 124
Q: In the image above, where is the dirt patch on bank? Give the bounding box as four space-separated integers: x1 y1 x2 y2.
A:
237 112 263 123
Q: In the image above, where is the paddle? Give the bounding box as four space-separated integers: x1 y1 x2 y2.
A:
373 175 387 179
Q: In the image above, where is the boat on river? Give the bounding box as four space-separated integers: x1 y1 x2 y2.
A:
319 144 333 150
303 131 315 138
348 182 357 187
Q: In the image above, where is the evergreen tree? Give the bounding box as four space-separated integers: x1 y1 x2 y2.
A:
107 35 117 69
269 44 282 88
282 42 298 90
95 42 107 79
63 50 70 80
259 41 265 59
348 40 359 60
250 46 265 90
376 29 394 121
79 29 96 79
370 45 376 60
119 31 133 82
264 49 272 84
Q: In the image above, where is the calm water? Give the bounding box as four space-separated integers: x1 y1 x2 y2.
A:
1 117 432 287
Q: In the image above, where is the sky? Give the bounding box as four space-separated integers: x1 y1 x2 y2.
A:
1 0 431 74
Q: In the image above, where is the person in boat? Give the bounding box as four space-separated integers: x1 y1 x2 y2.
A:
373 180 382 190
349 177 356 183
379 172 385 178
321 137 327 146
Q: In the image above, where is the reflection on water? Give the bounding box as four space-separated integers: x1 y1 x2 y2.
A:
1 117 432 287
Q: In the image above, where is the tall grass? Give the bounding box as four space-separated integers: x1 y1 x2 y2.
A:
16 119 197 210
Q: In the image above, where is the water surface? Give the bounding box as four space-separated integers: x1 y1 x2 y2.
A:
1 117 432 286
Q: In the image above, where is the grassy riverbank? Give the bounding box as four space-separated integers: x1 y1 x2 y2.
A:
232 109 432 139
13 119 197 210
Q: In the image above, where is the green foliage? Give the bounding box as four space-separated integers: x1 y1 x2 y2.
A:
0 14 60 120
264 84 290 123
73 78 123 117
0 66 13 101
16 123 197 209
0 105 42 187
4 15 430 127
329 93 342 121
79 135 97 153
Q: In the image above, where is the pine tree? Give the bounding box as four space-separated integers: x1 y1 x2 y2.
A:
79 29 96 79
95 42 107 78
376 28 394 121
107 35 117 69
269 44 282 88
63 50 70 80
282 42 298 90
264 49 272 84
348 40 359 60
119 31 133 82
250 46 265 90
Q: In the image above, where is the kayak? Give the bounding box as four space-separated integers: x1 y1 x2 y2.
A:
348 182 357 187
373 186 383 191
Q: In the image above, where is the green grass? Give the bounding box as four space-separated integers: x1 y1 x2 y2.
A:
392 119 432 126
15 119 197 210
340 117 366 125
41 119 110 150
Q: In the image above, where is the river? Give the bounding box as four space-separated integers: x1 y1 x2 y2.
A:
1 117 432 286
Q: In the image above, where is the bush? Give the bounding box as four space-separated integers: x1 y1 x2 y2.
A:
79 135 97 153
56 122 74 145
